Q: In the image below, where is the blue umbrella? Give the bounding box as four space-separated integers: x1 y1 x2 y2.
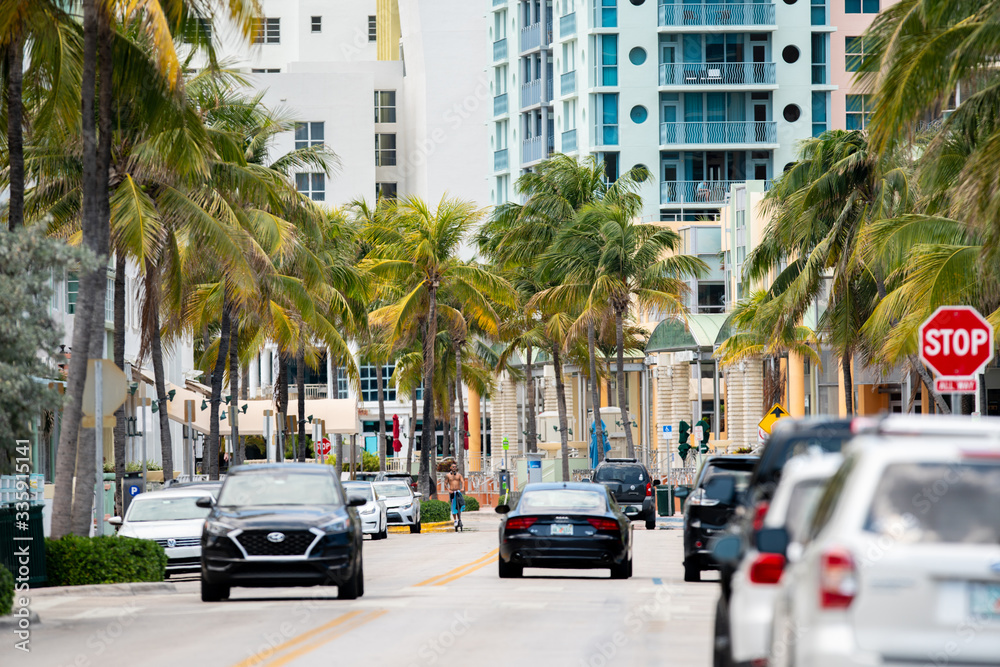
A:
589 418 611 468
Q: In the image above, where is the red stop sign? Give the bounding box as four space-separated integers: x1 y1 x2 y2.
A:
317 439 331 456
919 306 994 378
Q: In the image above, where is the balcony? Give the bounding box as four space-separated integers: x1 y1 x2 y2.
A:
659 120 777 145
493 38 508 62
658 2 776 27
660 180 742 205
494 93 509 116
521 78 551 108
659 62 776 86
560 70 576 96
522 136 544 164
560 12 576 38
520 22 542 52
562 129 578 153
493 0 506 7
494 148 509 172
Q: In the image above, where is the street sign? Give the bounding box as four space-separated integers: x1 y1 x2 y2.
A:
935 378 978 394
758 403 790 435
81 360 128 417
693 424 704 443
660 424 673 440
317 438 332 456
919 306 994 379
502 436 509 451
128 484 141 498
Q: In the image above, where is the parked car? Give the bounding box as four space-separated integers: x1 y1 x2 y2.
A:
198 463 366 602
712 451 842 667
683 455 758 582
592 457 657 530
111 486 218 577
354 472 379 482
768 415 1000 666
343 481 388 540
496 482 633 579
374 471 418 491
373 480 422 533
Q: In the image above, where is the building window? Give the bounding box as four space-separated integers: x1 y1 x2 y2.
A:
845 94 871 130
374 91 397 123
376 182 398 199
598 94 619 145
295 122 324 150
597 0 617 28
66 273 79 314
359 365 396 403
811 0 827 25
845 36 869 72
845 0 878 13
106 275 114 324
295 173 326 201
251 68 280 73
252 18 280 44
375 134 397 166
812 91 828 137
811 33 827 84
599 34 618 86
311 16 322 33
368 15 377 42
183 18 212 43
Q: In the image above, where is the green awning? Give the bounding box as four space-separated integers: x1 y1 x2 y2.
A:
645 313 731 353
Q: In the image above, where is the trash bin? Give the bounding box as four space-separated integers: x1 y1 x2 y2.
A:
656 485 674 517
0 504 47 585
673 485 692 513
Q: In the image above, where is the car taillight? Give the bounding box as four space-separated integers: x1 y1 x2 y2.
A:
686 488 717 507
505 517 538 531
645 482 653 497
819 548 857 609
586 518 620 531
751 501 770 533
748 553 786 584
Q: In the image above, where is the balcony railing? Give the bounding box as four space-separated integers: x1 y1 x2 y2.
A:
657 2 776 26
659 62 776 86
562 129 578 153
493 0 506 7
493 38 508 62
560 12 576 37
560 70 576 96
659 120 777 144
522 136 543 164
520 78 551 107
494 93 509 116
289 384 328 399
660 180 742 205
494 148 509 172
520 22 542 51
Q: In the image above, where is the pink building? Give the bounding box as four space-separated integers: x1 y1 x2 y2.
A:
828 0 894 131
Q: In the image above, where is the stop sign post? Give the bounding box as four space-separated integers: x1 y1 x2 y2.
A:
919 306 994 409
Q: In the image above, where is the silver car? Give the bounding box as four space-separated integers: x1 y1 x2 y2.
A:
343 481 388 540
373 481 422 533
110 487 216 576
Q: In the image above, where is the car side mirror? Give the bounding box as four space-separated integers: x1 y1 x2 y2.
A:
347 494 367 507
756 527 790 556
195 496 214 508
580 478 591 483
652 479 662 487
710 534 742 565
413 492 423 498
704 475 736 505
495 504 510 514
108 516 123 527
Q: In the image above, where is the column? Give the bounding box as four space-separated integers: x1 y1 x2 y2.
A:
837 357 848 417
468 385 481 472
326 350 334 399
249 354 260 399
788 351 806 417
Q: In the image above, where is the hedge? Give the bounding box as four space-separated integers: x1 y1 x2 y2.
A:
420 499 451 523
0 564 13 615
45 535 167 587
464 496 480 512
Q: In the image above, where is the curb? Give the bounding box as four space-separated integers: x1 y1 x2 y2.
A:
0 612 40 628
29 582 179 598
388 520 454 534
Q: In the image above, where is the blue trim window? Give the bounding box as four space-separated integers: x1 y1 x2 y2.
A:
812 91 828 137
598 0 617 28
812 0 827 25
846 0 878 13
601 34 618 86
845 94 871 130
601 93 619 145
811 33 827 84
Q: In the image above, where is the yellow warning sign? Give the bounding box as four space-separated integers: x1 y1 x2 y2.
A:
758 403 790 435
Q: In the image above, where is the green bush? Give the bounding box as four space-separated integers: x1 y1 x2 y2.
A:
45 535 167 587
420 499 451 523
464 496 480 512
324 450 380 472
0 564 13 615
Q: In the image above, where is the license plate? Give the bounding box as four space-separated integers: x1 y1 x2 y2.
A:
550 524 574 536
624 506 639 514
970 583 1000 619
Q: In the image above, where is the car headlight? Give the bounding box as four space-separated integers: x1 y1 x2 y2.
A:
321 516 351 533
204 520 235 536
400 501 413 511
360 505 377 515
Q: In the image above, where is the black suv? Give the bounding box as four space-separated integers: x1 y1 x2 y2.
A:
683 455 758 582
592 458 657 530
199 463 367 602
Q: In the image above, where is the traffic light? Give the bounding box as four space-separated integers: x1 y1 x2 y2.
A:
677 420 691 462
696 418 711 453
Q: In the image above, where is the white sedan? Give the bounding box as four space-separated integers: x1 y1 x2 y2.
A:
343 481 388 540
373 481 422 533
110 487 215 577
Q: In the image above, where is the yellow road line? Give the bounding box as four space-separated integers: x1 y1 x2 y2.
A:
430 557 495 586
263 610 388 667
230 610 364 667
412 548 499 588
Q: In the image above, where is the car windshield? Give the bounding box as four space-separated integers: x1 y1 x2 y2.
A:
783 479 826 543
518 489 607 514
374 482 411 498
864 462 1000 544
127 496 210 522
343 483 374 502
594 466 645 484
217 472 340 507
702 465 753 493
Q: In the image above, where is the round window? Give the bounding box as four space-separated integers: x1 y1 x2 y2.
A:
630 105 649 124
782 104 801 122
783 162 795 172
629 0 646 5
783 0 797 4
782 45 800 63
629 47 647 66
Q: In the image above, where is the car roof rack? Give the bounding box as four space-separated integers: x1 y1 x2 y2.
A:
603 457 639 463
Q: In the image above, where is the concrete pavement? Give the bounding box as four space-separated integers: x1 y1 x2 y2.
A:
4 512 718 667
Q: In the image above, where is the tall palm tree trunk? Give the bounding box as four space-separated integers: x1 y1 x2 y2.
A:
6 31 24 232
277 351 288 462
842 352 854 416
149 309 173 480
376 361 386 471
419 295 438 499
229 324 240 465
525 343 536 454
442 391 452 460
615 309 635 457
407 391 417 475
455 344 466 476
552 344 571 482
296 345 306 462
208 294 231 480
112 255 126 514
587 320 604 460
331 360 341 472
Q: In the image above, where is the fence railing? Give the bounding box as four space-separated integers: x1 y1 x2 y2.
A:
659 120 776 144
520 21 542 51
521 78 542 107
522 136 544 163
657 2 776 26
560 70 576 96
494 92 508 116
493 38 508 62
561 128 578 153
494 148 509 172
560 12 577 38
660 180 742 205
659 62 776 86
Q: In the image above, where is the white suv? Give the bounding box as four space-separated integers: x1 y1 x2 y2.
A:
768 416 1000 667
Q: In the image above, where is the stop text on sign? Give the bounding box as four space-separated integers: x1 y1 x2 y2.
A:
918 306 995 381
922 328 990 358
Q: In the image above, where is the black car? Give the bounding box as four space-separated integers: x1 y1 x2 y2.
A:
683 455 757 582
497 482 633 579
198 463 367 602
591 458 657 530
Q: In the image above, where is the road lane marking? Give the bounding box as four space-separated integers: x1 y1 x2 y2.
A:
412 548 499 587
229 610 364 667
262 610 388 666
429 556 496 586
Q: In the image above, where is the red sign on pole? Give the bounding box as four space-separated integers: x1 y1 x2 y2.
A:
919 306 994 394
317 438 331 456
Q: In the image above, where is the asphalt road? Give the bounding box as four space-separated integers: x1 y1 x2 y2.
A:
5 512 718 667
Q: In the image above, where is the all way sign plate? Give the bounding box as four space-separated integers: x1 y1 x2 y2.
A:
759 403 790 435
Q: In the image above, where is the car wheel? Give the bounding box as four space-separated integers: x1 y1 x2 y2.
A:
645 514 657 530
498 556 523 579
410 521 421 534
713 594 733 667
684 560 701 582
338 557 363 600
610 557 632 579
375 524 388 540
200 578 229 603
